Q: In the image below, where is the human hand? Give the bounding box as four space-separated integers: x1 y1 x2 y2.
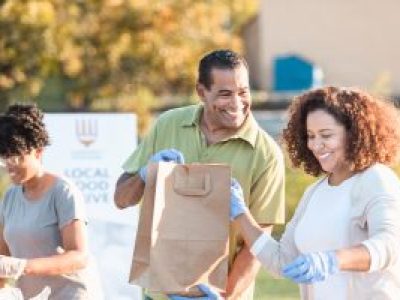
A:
168 284 221 300
139 149 185 182
282 251 339 284
0 255 27 280
230 178 247 220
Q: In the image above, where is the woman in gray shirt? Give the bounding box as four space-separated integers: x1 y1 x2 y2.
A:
0 103 102 299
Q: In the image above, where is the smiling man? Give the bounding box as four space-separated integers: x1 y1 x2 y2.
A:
114 49 285 300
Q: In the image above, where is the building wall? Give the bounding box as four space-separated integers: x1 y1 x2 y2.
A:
242 17 262 89
249 0 400 94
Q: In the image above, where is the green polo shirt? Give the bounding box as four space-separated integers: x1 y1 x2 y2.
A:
123 104 285 297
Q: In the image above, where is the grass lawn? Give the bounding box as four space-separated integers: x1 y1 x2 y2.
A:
254 269 300 300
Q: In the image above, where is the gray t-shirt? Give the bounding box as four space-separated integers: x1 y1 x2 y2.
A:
0 177 102 300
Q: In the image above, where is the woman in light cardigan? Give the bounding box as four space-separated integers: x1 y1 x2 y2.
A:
231 87 400 299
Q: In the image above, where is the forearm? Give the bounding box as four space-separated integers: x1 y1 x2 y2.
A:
233 211 265 249
114 172 145 209
24 250 88 276
336 245 371 272
224 225 273 298
224 245 261 299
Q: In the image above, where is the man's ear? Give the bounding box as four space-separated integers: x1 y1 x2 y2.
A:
196 82 205 103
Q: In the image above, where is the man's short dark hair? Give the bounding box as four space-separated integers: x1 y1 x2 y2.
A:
198 49 248 89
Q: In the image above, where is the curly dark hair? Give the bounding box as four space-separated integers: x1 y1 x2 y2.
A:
0 103 50 157
282 86 400 176
198 49 248 89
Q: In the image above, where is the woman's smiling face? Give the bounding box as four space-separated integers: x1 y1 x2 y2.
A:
1 149 43 185
306 109 351 182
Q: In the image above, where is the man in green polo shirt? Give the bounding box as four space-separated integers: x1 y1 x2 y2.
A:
114 49 285 299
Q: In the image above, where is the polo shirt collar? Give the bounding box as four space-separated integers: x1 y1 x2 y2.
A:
231 113 258 148
181 104 257 148
181 104 203 127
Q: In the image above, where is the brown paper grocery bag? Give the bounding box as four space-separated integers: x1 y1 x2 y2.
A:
129 162 230 294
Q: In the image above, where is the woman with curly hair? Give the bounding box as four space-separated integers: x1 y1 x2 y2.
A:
0 103 103 299
229 87 400 299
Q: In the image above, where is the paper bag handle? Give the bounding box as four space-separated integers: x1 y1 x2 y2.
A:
173 171 212 196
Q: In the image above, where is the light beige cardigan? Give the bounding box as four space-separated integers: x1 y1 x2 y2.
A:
254 164 400 300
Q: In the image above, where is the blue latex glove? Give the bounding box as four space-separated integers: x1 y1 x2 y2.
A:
168 284 221 300
230 178 247 220
282 251 339 284
139 149 185 182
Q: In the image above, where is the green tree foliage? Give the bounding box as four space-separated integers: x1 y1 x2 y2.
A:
0 1 51 107
0 0 258 120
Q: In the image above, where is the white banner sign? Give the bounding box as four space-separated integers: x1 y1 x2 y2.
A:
43 113 141 300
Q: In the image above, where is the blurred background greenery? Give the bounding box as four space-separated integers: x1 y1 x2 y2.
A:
0 0 258 133
255 271 299 300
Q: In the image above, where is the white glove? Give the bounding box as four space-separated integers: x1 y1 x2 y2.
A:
29 286 51 300
0 287 24 300
0 255 27 280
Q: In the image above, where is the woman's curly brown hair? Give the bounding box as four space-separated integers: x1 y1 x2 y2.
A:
0 103 50 157
282 86 400 177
